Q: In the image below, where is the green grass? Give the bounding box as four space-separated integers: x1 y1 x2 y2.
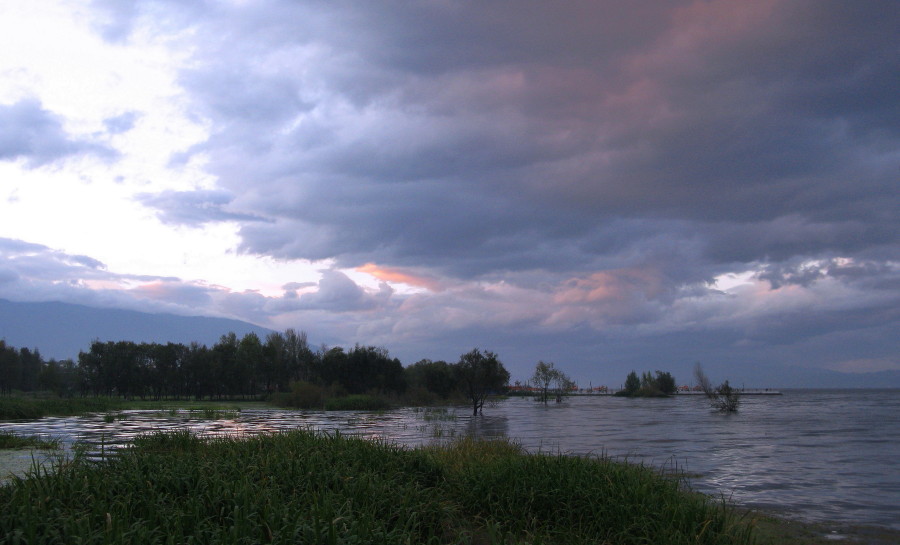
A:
0 396 125 420
0 430 756 544
0 431 60 450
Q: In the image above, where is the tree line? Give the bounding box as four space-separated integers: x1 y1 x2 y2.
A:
0 340 67 396
0 334 511 413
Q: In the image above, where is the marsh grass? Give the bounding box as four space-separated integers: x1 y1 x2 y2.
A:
0 430 755 544
0 432 60 450
422 407 457 421
0 396 124 420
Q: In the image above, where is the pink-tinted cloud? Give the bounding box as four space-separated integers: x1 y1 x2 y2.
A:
357 263 444 292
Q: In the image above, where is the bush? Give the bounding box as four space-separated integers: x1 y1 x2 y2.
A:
401 385 440 406
269 381 324 409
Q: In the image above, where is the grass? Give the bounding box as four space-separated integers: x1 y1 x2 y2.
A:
0 430 756 544
0 396 126 420
0 432 61 450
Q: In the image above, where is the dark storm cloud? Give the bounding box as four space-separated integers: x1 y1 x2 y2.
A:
79 1 899 380
0 99 115 166
112 0 896 283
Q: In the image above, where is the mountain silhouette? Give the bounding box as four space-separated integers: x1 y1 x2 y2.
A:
0 299 274 360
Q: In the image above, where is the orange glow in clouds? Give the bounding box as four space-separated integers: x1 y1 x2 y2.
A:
554 269 664 305
357 263 442 292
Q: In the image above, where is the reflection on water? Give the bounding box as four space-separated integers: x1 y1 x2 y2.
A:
1 390 898 530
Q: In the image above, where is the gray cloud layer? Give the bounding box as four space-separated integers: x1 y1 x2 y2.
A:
114 1 898 279
8 1 896 383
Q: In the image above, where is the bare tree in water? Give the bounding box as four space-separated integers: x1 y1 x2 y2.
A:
694 363 740 412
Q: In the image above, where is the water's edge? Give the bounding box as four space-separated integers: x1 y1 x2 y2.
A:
2 390 898 531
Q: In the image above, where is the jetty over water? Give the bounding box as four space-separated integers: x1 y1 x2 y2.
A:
674 388 782 395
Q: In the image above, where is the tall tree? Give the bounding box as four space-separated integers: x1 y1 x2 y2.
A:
623 371 640 396
405 359 456 398
531 360 559 405
654 370 677 395
237 332 264 397
213 333 239 399
263 331 287 393
454 348 509 415
0 341 17 395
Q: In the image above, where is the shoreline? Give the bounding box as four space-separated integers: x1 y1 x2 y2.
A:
3 443 899 544
750 510 900 545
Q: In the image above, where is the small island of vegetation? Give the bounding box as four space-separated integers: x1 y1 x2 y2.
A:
615 370 677 397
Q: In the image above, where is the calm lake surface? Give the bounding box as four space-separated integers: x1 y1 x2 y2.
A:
2 389 898 530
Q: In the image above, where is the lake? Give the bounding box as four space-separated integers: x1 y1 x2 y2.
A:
2 389 898 531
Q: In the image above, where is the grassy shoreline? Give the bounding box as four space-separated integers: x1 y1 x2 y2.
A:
0 430 754 544
1 430 897 544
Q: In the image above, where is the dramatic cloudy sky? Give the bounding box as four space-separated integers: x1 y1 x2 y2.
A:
1 0 898 386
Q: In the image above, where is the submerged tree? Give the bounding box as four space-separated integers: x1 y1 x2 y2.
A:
530 361 575 404
454 348 510 415
531 361 557 405
694 363 739 412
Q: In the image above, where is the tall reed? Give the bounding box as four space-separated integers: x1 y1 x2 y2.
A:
0 432 60 450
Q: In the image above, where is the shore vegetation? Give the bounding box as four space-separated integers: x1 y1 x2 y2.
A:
0 430 755 544
694 363 740 412
0 431 60 450
2 337 510 416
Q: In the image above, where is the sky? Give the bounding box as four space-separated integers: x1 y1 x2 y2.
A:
1 0 898 387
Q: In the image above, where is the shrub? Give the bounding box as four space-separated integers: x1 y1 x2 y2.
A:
270 381 324 409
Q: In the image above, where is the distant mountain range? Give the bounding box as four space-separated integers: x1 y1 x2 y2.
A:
0 299 274 360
